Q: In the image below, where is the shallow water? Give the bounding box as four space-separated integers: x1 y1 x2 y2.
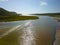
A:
0 16 59 45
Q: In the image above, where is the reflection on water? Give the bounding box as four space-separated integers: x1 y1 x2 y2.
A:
0 16 58 45
0 21 32 39
0 21 27 29
21 23 36 45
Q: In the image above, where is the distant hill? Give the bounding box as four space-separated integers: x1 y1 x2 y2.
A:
0 8 21 16
31 13 60 15
0 8 9 15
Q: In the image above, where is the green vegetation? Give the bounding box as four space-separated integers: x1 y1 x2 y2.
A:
0 8 21 16
0 8 39 22
0 16 39 22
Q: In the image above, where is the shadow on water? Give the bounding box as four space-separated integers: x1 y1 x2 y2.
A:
0 16 59 45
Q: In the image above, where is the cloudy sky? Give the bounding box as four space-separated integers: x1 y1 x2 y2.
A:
0 0 60 14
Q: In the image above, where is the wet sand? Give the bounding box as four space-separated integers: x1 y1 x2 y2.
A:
54 28 60 45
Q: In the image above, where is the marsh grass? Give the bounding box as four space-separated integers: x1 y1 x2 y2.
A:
0 16 39 22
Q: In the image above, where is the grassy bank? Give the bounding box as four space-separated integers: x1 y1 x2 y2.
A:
0 8 39 22
0 16 39 22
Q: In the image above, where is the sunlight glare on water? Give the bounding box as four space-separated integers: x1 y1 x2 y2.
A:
21 21 36 45
0 21 32 39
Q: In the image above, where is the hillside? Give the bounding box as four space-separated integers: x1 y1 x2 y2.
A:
0 8 21 16
0 8 38 22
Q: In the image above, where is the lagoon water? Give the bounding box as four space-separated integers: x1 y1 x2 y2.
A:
0 16 59 45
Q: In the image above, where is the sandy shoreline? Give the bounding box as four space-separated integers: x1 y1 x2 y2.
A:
54 28 60 45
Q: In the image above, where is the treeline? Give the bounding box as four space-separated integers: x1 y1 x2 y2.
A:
31 13 60 15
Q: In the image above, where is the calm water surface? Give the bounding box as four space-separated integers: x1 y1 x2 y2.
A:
0 16 59 45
